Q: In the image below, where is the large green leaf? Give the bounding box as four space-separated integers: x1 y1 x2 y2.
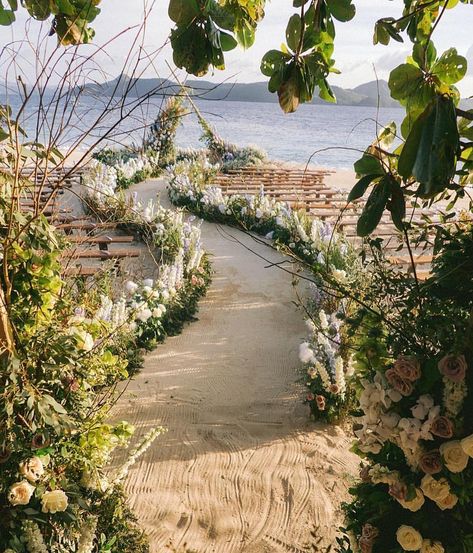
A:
286 13 302 52
326 0 355 22
387 178 406 231
278 65 300 113
432 48 467 85
168 0 200 25
348 174 380 202
398 96 459 198
388 63 423 101
357 177 390 236
0 7 15 24
261 49 289 77
354 153 384 177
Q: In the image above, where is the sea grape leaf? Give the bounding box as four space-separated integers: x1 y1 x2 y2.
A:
432 48 467 85
168 0 200 25
261 49 289 77
0 7 15 24
357 177 390 236
326 0 355 22
286 13 302 52
388 63 424 101
220 31 237 51
278 66 300 113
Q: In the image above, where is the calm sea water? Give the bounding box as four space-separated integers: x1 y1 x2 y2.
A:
9 96 404 170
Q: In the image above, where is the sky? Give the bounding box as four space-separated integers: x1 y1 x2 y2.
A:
1 0 473 95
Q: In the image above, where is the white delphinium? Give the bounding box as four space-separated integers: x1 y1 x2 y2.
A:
23 521 48 553
110 427 166 490
299 342 316 364
77 517 98 553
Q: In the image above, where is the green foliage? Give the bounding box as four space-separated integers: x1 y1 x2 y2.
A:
1 0 102 44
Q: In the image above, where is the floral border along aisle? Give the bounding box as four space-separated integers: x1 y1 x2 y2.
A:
167 157 363 423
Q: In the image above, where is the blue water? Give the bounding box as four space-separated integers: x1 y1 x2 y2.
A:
176 100 404 169
7 95 404 170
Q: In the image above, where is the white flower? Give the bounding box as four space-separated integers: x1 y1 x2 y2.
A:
8 480 35 506
19 457 45 482
440 440 469 473
142 278 154 288
41 489 68 513
136 308 152 322
420 475 450 503
125 281 139 294
299 342 315 364
397 488 425 512
396 525 423 551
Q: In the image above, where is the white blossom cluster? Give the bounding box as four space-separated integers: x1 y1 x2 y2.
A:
355 374 444 466
22 521 49 553
76 517 98 553
110 427 165 488
299 309 349 397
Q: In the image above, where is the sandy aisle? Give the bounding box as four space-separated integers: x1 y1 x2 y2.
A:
112 178 359 553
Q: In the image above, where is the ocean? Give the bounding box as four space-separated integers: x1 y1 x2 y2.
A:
10 95 404 170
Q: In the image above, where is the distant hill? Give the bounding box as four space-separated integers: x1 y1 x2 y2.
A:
77 75 400 108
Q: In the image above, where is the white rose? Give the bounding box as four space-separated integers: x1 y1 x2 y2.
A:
440 440 469 473
420 540 445 553
461 433 473 457
19 457 44 482
41 489 68 513
125 281 138 294
398 488 425 512
8 480 35 506
136 309 152 322
142 286 153 295
152 307 163 318
436 492 458 511
420 475 450 502
397 526 423 551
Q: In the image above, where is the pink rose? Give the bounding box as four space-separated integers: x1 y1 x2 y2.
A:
431 416 454 439
419 450 442 475
394 355 421 381
385 369 413 396
389 481 408 501
438 354 467 383
306 393 315 402
316 395 326 411
360 465 372 483
330 383 340 394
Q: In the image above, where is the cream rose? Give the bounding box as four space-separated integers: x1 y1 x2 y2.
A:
397 488 425 512
41 489 68 513
461 433 473 457
396 525 423 551
8 480 35 506
420 475 450 502
436 492 458 511
420 540 445 553
440 441 469 473
19 456 45 482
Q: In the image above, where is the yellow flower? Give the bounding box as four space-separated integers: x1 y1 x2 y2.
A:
41 489 68 513
396 525 423 551
436 492 458 511
461 433 473 457
440 440 469 473
420 475 450 502
397 488 425 512
420 540 445 553
8 480 35 506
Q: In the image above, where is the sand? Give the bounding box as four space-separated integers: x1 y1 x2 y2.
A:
109 178 359 553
